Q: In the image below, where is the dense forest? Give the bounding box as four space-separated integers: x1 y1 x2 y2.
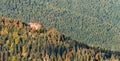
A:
0 0 120 51
0 16 120 61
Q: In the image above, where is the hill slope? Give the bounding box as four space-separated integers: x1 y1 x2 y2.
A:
0 17 120 61
0 0 120 51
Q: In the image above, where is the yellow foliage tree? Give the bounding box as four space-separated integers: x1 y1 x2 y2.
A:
12 32 19 38
1 28 8 35
11 56 16 61
22 46 26 53
15 37 19 44
22 46 27 57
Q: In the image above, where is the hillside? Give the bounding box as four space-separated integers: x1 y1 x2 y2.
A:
0 17 120 61
0 0 120 51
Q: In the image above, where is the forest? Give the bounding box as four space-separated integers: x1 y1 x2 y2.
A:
0 16 120 61
0 0 120 51
0 0 120 60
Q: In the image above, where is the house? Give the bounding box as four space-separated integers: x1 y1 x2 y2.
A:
29 22 41 30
